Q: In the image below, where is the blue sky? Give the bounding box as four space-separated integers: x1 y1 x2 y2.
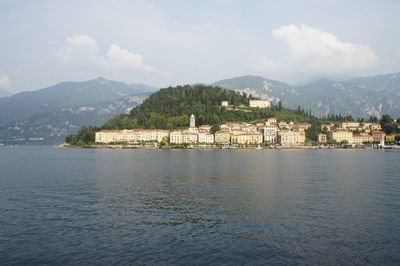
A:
0 0 399 92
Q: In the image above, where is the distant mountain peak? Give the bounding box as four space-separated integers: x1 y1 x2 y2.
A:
310 78 335 84
214 73 400 118
386 72 400 79
236 74 266 79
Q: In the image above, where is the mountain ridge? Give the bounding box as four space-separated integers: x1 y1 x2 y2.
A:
0 78 155 144
1 72 400 144
213 72 400 118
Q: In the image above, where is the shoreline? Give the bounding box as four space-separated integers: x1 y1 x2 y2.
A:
58 143 399 150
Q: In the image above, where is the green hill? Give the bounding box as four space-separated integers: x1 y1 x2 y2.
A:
105 84 319 129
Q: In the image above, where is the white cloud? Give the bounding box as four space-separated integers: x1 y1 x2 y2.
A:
59 34 153 72
260 24 378 77
106 44 153 71
60 34 104 66
0 73 11 87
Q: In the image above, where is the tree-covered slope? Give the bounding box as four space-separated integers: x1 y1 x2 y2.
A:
130 85 252 127
97 84 318 132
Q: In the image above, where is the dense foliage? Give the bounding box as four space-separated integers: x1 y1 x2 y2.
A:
126 85 324 129
380 114 399 134
129 85 248 127
65 126 99 145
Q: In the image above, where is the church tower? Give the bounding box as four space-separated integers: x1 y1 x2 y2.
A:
190 114 196 128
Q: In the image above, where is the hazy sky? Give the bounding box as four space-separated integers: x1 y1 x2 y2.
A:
1 0 400 92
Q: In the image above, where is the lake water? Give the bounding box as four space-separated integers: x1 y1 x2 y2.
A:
0 146 399 265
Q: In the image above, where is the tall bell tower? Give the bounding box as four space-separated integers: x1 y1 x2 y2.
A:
190 114 196 128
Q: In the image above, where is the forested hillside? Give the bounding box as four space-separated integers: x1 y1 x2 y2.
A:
105 84 319 130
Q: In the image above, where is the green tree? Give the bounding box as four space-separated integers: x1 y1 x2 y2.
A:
65 126 99 145
380 114 397 134
305 123 321 142
210 124 220 133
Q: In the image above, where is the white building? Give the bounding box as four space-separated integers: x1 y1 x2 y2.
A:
95 130 119 143
169 131 198 144
231 132 263 144
262 125 278 143
278 130 305 145
341 122 360 131
137 130 169 142
332 130 353 143
95 129 169 144
249 100 272 108
221 101 228 107
197 132 214 144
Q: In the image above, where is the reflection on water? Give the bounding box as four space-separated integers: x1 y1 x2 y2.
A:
0 147 399 265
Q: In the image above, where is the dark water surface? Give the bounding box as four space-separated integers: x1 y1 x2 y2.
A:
0 146 399 265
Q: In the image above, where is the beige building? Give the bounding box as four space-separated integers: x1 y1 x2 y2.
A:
386 134 396 142
267 118 277 125
215 131 231 144
341 122 361 131
95 130 121 143
240 125 258 132
231 132 263 145
221 101 229 107
293 123 312 132
353 133 374 144
249 100 272 108
220 122 254 132
372 130 385 142
362 123 381 133
370 123 382 131
362 123 372 132
220 122 242 131
332 130 353 143
198 124 212 132
197 132 214 144
169 131 198 144
278 121 290 130
95 129 169 144
137 130 169 142
278 130 305 145
318 133 327 143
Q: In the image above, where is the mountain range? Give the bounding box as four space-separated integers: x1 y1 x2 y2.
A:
0 72 399 144
214 72 400 118
0 78 155 144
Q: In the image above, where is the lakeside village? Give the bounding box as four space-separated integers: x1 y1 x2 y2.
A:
91 100 398 149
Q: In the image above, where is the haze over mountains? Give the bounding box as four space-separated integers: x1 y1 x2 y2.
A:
0 78 155 144
214 72 400 119
0 72 399 144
